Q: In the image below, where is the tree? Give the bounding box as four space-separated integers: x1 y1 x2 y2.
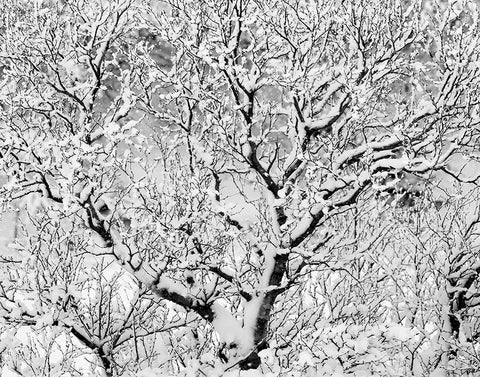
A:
1 0 480 375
